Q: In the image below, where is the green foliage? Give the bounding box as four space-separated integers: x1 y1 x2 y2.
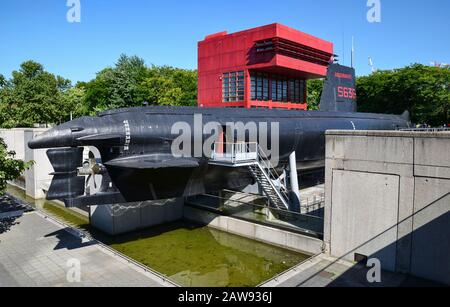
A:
139 76 183 106
144 65 198 106
0 74 6 87
306 64 449 125
0 75 15 128
60 86 88 120
0 138 33 195
2 57 447 128
357 64 450 125
0 61 76 127
307 79 323 110
0 56 198 128
84 55 148 112
84 55 198 112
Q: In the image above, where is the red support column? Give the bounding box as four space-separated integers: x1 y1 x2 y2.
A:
245 69 251 108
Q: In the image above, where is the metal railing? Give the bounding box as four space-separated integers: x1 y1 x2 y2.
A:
186 192 324 237
399 127 450 132
211 141 326 214
256 145 290 203
300 195 325 217
219 188 325 218
211 142 258 164
211 142 291 210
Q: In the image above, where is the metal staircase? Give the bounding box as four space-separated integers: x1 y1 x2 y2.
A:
210 142 290 211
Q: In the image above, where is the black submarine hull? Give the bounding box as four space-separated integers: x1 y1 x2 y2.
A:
27 64 412 205
28 106 411 203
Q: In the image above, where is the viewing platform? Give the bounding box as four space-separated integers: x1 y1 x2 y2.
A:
209 142 291 211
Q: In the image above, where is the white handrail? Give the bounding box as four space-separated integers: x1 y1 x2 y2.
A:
256 145 290 201
211 141 290 209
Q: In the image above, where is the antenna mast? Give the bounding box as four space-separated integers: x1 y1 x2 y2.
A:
351 36 355 68
368 57 375 73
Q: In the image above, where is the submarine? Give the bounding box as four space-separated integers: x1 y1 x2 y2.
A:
28 64 411 208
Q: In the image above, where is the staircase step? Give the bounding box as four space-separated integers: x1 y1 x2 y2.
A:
248 163 289 211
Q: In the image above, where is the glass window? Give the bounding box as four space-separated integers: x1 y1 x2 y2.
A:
223 71 245 102
251 72 269 101
287 79 306 103
251 73 306 104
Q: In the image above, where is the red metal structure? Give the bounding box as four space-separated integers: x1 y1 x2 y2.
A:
198 23 334 110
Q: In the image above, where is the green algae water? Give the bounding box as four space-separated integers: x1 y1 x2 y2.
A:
107 221 309 287
6 184 309 287
6 184 89 227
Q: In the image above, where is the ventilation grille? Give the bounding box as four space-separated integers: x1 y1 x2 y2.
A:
255 38 333 67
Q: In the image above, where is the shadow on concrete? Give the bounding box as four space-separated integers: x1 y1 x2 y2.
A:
0 216 21 235
326 263 445 287
303 207 324 219
327 264 445 288
0 194 32 213
0 194 33 235
44 229 96 250
299 171 325 190
297 193 449 287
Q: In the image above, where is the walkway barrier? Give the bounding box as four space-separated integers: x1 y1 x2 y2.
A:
399 128 450 132
186 191 324 238
210 142 290 211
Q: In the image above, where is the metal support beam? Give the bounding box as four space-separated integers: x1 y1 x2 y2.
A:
289 151 301 210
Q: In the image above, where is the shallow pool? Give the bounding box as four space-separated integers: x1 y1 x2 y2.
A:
107 220 309 286
6 185 309 286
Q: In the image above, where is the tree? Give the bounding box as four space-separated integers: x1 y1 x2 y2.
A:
59 86 88 121
307 79 324 110
84 55 148 112
2 56 199 126
0 74 15 128
0 138 32 196
84 55 198 112
145 65 198 106
0 74 6 87
139 76 183 106
357 64 450 125
2 60 74 127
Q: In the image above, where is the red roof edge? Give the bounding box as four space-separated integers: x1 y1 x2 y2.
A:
204 31 228 40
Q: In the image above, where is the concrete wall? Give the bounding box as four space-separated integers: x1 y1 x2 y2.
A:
1 128 53 199
324 130 450 285
184 206 324 255
90 199 184 235
0 129 26 160
89 200 324 255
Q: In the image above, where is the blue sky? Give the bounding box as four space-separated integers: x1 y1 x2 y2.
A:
1 0 449 82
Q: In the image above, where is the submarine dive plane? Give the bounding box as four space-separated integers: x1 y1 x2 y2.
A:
28 64 411 208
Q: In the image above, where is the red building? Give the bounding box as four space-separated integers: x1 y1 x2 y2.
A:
198 23 334 110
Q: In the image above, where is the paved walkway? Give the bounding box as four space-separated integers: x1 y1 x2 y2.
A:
260 254 443 287
0 210 174 287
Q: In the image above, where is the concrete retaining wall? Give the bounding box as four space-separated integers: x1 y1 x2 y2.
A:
184 206 324 255
90 199 184 235
1 128 53 199
324 130 450 285
90 201 324 256
0 129 26 160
